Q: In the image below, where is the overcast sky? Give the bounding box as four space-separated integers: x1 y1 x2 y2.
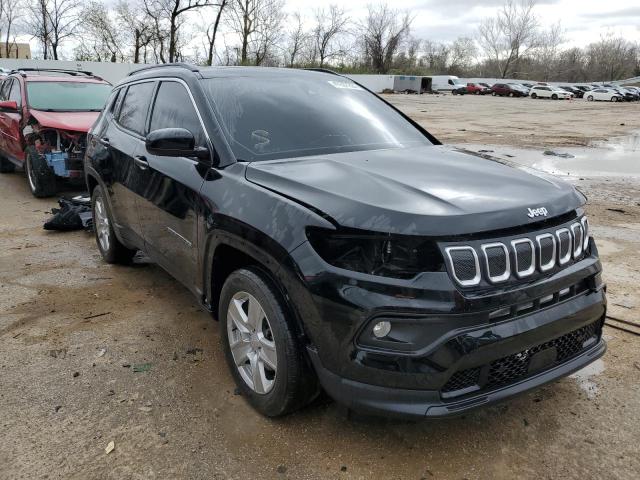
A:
287 0 640 47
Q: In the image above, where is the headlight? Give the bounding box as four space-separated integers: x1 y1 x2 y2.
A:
306 227 444 279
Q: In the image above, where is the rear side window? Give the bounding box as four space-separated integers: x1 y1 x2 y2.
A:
9 80 21 106
118 81 155 136
149 81 206 147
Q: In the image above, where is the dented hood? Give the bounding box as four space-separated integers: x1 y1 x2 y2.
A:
245 145 585 236
29 110 99 133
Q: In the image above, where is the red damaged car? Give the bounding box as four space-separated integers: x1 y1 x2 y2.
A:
0 69 111 197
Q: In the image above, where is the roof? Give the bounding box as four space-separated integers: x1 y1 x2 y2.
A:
22 75 109 84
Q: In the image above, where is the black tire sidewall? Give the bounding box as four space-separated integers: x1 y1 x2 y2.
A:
26 148 56 197
219 268 308 417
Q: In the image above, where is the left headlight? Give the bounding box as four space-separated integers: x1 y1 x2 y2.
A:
306 227 444 279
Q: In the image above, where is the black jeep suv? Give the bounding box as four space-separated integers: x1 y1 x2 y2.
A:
85 64 606 418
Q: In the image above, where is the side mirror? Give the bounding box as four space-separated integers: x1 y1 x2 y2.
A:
145 128 209 160
0 100 18 112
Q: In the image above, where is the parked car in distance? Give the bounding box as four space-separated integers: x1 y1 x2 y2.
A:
451 84 469 95
0 68 112 197
530 85 573 100
585 88 623 102
491 83 527 97
465 82 492 95
85 64 606 419
509 83 530 95
560 86 583 98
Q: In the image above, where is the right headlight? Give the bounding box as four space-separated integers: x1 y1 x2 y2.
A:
306 227 444 279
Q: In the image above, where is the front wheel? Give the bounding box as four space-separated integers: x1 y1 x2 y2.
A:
492 91 497 96
531 93 537 99
587 95 594 101
509 92 514 97
25 147 56 197
91 185 137 264
220 268 318 417
551 94 558 100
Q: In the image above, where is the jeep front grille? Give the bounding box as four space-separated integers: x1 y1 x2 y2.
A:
443 216 588 287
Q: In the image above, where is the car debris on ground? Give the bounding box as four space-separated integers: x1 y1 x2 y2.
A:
43 194 92 231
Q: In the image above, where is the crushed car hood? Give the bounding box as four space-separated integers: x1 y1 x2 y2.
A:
245 145 585 236
29 110 99 133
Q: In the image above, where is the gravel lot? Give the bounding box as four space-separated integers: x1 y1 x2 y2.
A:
1 94 639 479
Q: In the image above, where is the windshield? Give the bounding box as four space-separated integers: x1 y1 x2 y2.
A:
202 75 431 161
27 81 112 111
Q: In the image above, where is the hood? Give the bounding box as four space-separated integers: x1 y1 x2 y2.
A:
245 145 585 236
29 110 99 133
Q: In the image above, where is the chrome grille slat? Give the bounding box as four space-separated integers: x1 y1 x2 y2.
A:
445 216 590 287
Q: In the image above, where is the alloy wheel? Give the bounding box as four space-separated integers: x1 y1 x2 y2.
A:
227 291 277 394
94 197 111 252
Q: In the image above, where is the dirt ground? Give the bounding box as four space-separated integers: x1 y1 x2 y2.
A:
2 94 639 479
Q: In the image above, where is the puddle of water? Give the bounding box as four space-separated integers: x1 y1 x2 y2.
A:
459 131 640 178
569 358 605 400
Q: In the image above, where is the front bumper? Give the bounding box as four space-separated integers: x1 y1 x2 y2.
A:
289 238 606 418
308 337 605 418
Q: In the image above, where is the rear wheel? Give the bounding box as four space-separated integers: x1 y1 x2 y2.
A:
509 92 514 97
0 154 15 173
551 94 558 100
25 147 56 197
475 90 480 95
611 96 618 102
91 185 137 264
220 268 318 417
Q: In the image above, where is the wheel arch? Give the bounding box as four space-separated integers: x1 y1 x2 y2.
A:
204 230 311 346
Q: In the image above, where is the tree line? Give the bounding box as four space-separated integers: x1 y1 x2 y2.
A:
0 0 638 82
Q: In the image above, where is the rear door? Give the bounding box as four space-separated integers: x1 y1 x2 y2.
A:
137 80 210 287
102 80 156 247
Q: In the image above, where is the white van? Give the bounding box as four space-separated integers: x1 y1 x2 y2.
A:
428 75 465 92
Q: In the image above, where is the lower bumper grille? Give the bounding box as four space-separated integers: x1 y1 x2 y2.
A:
441 319 603 397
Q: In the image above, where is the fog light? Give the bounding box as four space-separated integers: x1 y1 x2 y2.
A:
372 321 391 338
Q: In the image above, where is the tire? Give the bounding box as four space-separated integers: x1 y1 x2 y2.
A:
220 268 318 417
25 147 56 197
0 154 15 173
587 95 594 101
509 92 514 97
531 93 537 99
492 91 497 96
475 90 480 95
552 94 558 100
91 185 137 264
452 90 457 95
611 96 618 102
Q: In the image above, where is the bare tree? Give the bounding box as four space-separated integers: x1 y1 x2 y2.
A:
584 34 636 81
226 0 284 65
203 0 227 65
117 1 154 63
312 5 348 68
25 0 79 60
536 22 564 80
477 0 539 78
3 0 21 58
360 4 411 73
284 11 309 67
78 1 124 62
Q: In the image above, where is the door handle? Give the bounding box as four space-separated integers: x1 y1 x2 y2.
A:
134 155 149 169
99 137 110 146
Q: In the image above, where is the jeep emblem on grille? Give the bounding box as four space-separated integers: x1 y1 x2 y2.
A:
527 207 548 218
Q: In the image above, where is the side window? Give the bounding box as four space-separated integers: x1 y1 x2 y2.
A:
0 79 12 100
9 79 21 106
117 81 155 136
149 81 206 147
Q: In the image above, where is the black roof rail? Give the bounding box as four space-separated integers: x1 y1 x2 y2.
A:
303 68 342 76
128 62 200 77
11 68 97 77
